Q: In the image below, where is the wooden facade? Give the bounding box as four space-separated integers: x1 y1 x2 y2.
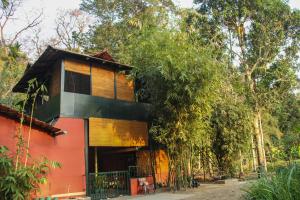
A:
91 66 115 98
116 73 135 101
64 59 90 75
48 61 61 98
63 58 135 102
89 117 148 147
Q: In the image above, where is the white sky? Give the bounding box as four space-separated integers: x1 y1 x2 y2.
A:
6 0 300 46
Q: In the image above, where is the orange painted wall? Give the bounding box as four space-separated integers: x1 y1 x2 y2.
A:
155 150 169 185
136 149 169 186
0 116 86 197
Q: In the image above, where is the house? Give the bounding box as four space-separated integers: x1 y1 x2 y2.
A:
2 46 169 199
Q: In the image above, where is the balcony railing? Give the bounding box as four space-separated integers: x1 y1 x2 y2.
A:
88 171 130 200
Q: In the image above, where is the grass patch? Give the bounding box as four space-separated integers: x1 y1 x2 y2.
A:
245 164 300 200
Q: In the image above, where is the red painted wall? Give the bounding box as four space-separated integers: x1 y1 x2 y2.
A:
130 176 154 195
0 116 86 197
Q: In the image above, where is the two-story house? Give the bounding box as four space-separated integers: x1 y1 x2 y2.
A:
10 46 168 199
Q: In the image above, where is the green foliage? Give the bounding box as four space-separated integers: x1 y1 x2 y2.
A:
194 0 300 171
0 44 26 107
119 14 225 186
0 146 60 200
193 0 300 108
245 164 300 200
211 98 252 175
273 94 300 161
0 0 9 8
80 0 175 56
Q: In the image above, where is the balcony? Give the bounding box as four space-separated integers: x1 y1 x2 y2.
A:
33 92 151 122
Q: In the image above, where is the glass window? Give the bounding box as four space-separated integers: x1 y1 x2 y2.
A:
64 70 91 95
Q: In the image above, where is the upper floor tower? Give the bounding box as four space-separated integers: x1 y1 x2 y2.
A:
13 46 150 123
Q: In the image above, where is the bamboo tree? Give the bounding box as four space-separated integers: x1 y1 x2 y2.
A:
24 79 47 167
119 18 223 188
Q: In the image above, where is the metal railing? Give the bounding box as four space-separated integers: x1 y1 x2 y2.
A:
88 171 129 200
128 165 152 178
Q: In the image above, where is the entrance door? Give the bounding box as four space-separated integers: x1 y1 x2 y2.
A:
88 147 137 173
87 147 136 199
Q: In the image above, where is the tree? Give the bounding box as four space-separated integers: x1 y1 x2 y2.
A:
0 0 42 47
210 89 252 176
0 0 44 106
55 9 90 51
0 44 26 106
23 9 90 60
273 93 300 160
80 0 175 56
194 0 300 172
120 14 224 187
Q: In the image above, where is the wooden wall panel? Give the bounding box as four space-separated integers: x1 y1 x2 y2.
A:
89 117 148 147
116 73 135 102
64 59 90 75
49 61 61 97
91 67 114 99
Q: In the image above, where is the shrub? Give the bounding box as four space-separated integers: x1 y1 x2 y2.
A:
245 164 300 200
0 146 60 200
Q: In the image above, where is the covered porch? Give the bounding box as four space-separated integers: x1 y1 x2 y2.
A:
86 117 153 199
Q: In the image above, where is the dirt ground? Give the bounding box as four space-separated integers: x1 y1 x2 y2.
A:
180 182 248 200
117 181 250 200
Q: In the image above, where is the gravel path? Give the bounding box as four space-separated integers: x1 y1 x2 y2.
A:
182 182 248 200
116 182 250 200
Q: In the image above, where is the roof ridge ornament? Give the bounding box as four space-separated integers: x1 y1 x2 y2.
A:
92 49 115 62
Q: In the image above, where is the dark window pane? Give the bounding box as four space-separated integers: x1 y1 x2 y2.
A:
64 70 90 95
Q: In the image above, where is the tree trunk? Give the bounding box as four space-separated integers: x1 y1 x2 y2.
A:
201 147 206 181
198 152 201 170
187 156 191 177
166 150 171 188
207 147 213 177
150 149 157 189
254 112 266 174
258 111 267 172
239 150 244 174
251 135 257 172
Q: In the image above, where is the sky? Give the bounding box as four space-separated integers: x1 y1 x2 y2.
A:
6 0 300 46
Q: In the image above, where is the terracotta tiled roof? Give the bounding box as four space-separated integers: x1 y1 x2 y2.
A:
0 104 64 137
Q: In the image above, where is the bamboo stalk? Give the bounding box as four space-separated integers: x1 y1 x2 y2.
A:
95 147 98 174
25 92 39 167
